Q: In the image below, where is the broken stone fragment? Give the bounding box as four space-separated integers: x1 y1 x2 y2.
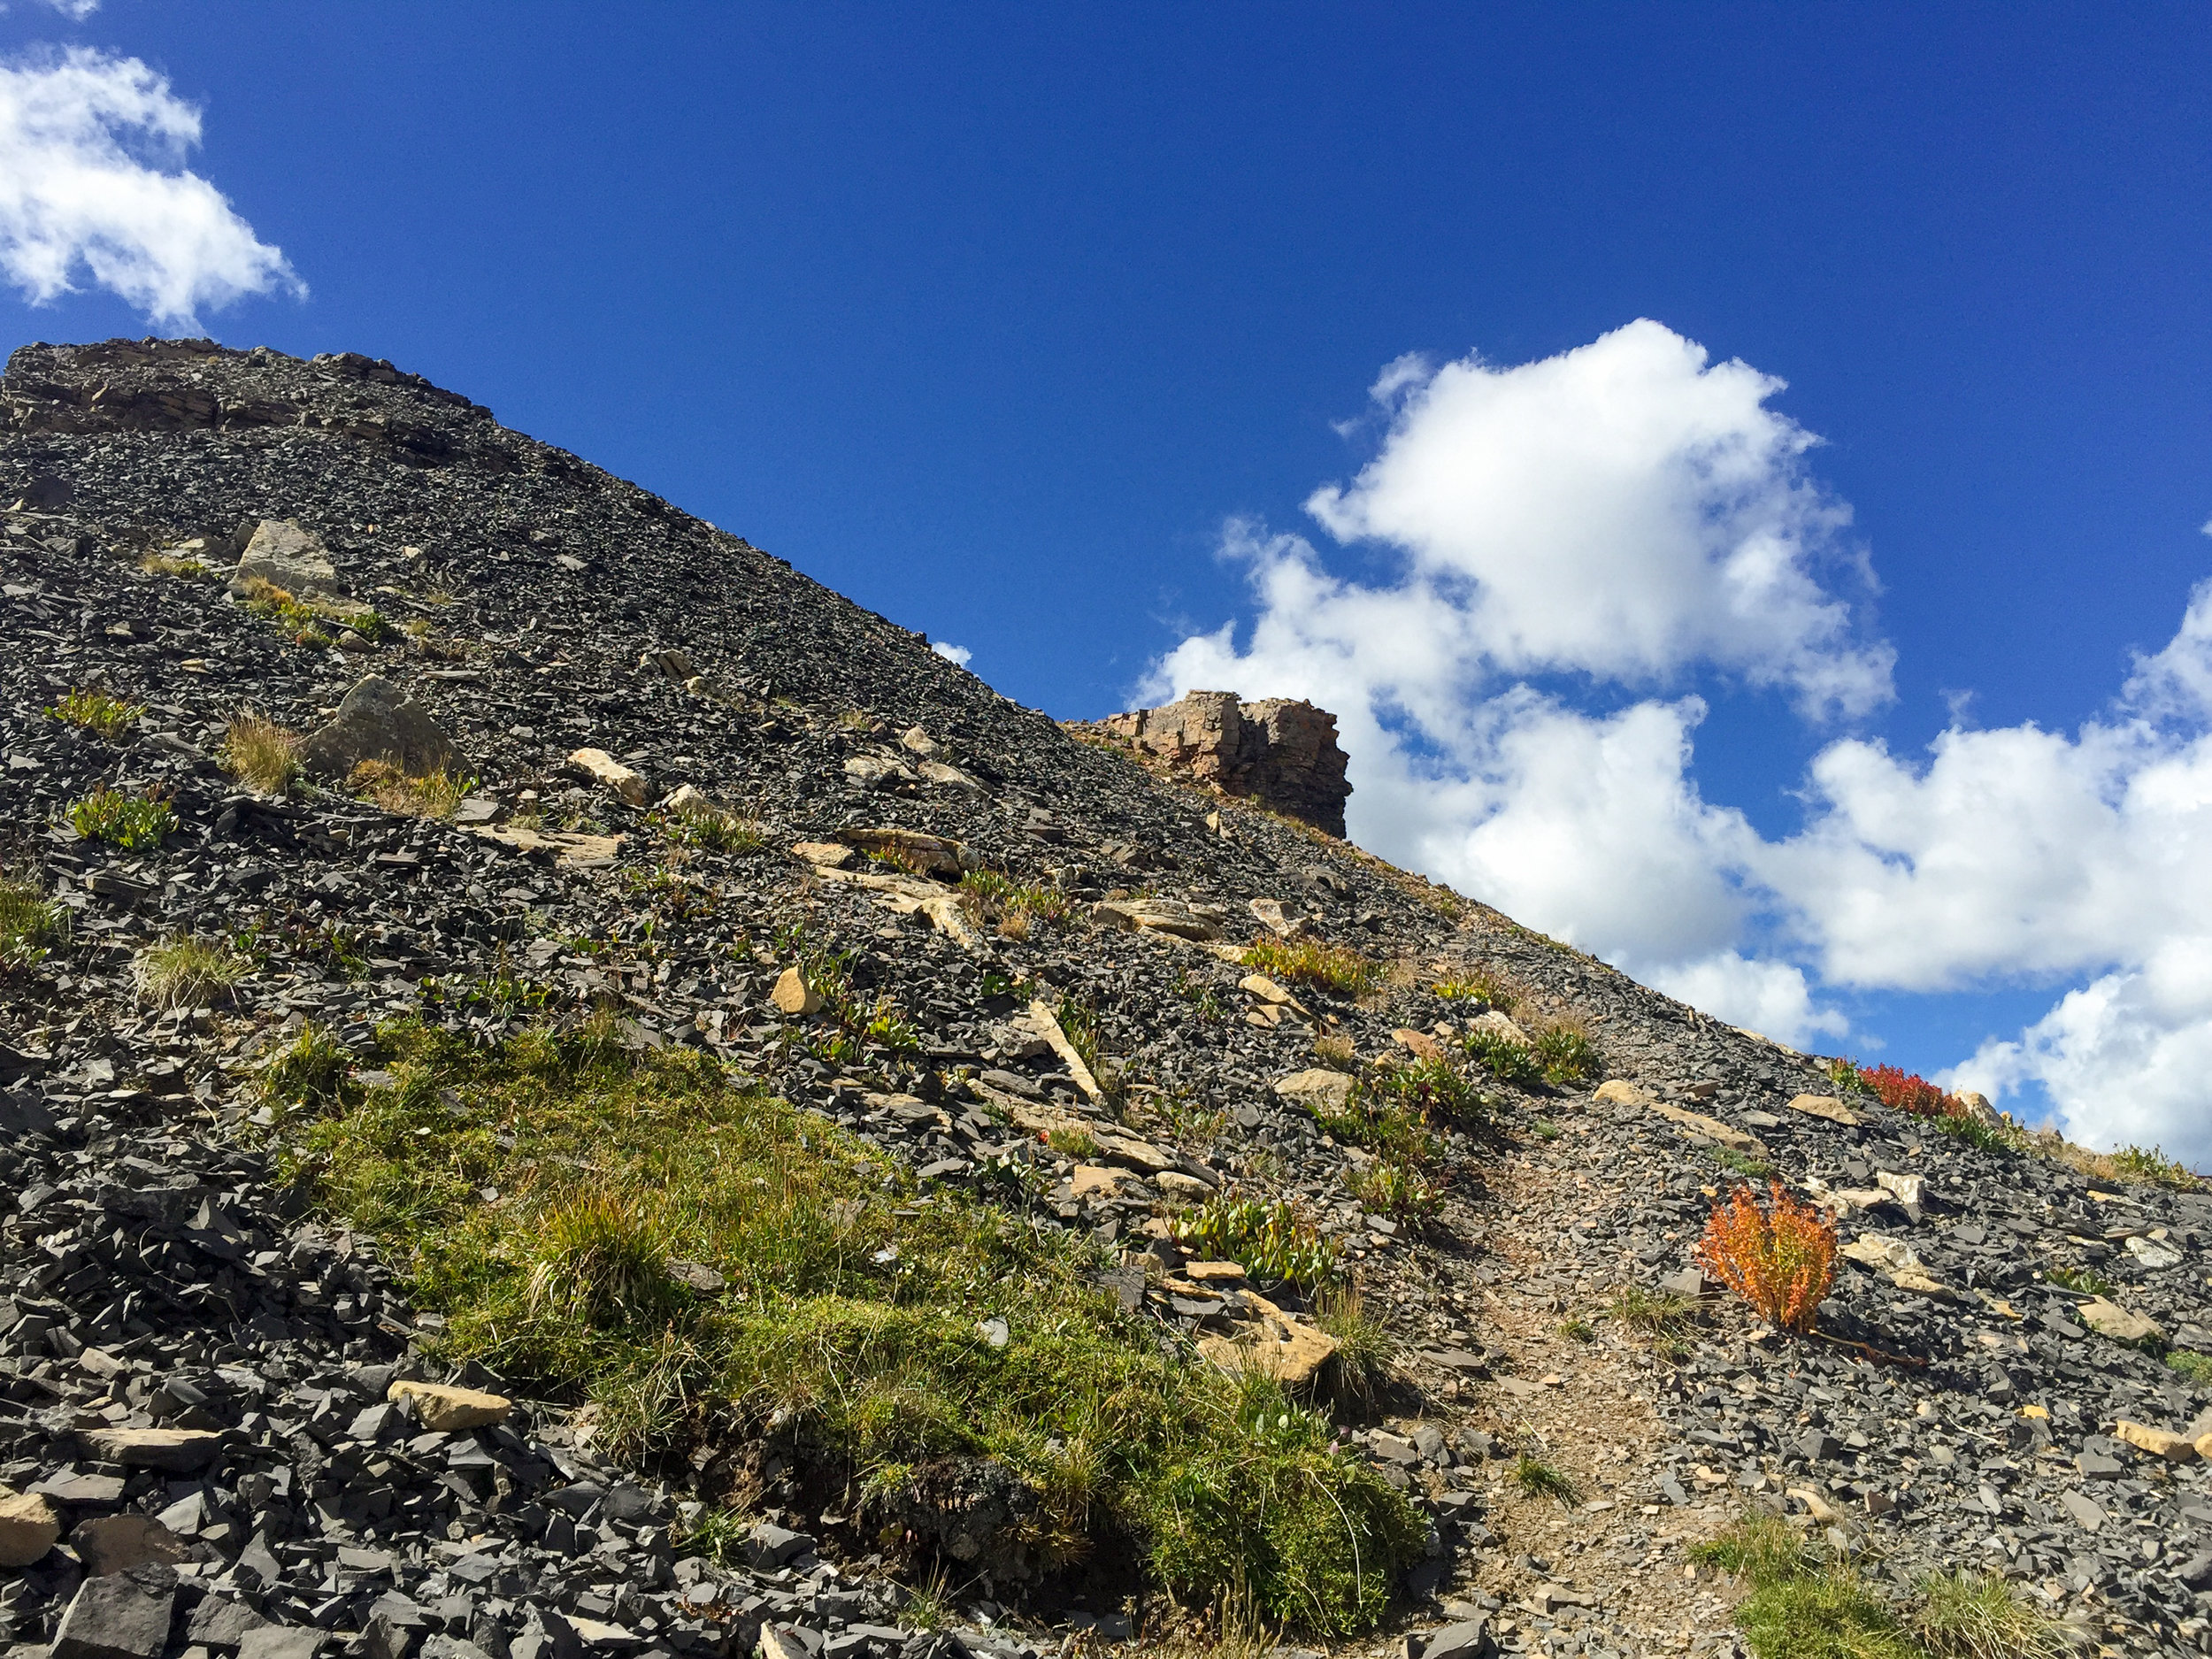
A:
1786 1093 1861 1126
771 967 823 1017
1647 1100 1764 1157
231 518 344 601
1248 897 1302 937
0 1486 61 1566
2078 1296 2166 1345
299 676 462 782
790 840 854 868
568 747 648 806
2116 1420 2197 1463
385 1379 511 1432
1273 1068 1354 1115
80 1427 224 1472
52 1564 177 1659
1092 896 1225 941
73 1514 188 1576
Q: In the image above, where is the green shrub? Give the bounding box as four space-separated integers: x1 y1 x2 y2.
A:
48 687 144 741
1347 1157 1440 1221
2170 1350 2212 1387
1463 1028 1543 1088
1509 1454 1579 1505
68 788 176 849
1931 1112 2017 1155
1243 933 1378 998
1432 969 1519 1011
0 872 60 971
1911 1570 2070 1658
1174 1192 1338 1290
1531 1023 1599 1085
293 1023 1423 1632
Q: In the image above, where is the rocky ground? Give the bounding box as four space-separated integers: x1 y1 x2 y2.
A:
2 338 2210 1659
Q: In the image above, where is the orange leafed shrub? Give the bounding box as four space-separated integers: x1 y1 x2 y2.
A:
1858 1063 1959 1118
1695 1182 1837 1335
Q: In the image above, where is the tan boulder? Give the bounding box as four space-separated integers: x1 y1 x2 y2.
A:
1392 1027 1448 1064
1593 1079 1651 1108
790 841 854 868
1273 1068 1355 1115
80 1428 223 1471
771 968 823 1017
231 518 345 600
1248 897 1302 937
569 748 649 806
388 1379 511 1432
1197 1293 1339 1386
2079 1297 2166 1346
2116 1420 2197 1463
1648 1101 1763 1156
1786 1093 1862 1126
0 1488 61 1567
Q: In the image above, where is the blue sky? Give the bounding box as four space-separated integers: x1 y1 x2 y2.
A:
5 4 2212 1157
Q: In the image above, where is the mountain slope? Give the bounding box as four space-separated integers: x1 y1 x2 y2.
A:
1 338 2208 1658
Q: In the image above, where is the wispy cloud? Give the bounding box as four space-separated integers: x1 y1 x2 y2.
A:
0 47 302 327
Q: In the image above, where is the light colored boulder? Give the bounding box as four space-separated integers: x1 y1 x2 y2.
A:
1648 1101 1763 1156
300 677 460 782
791 841 854 868
1593 1079 1651 1108
0 1487 60 1566
81 1428 223 1471
387 1379 511 1432
1198 1292 1339 1386
1241 973 1296 1006
1274 1068 1355 1115
2080 1296 2166 1346
1469 1010 1531 1045
2116 1420 2197 1463
835 826 978 875
771 968 823 1017
1094 897 1226 941
570 748 648 806
1786 1093 1861 1126
1248 897 1302 937
1392 1027 1448 1064
232 518 344 600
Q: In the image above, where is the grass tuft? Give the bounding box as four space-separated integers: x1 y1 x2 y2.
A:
1910 1570 2071 1659
1432 968 1520 1011
1347 1157 1440 1221
141 551 216 580
2169 1350 2212 1387
654 795 765 853
1463 1028 1543 1089
1694 1516 2069 1659
293 1023 1423 1632
0 870 61 972
1242 933 1378 998
222 713 301 795
1509 1454 1580 1505
133 935 248 1009
264 1021 349 1110
1311 1284 1395 1413
68 787 176 850
1530 1019 1599 1085
349 760 469 819
526 1191 677 1327
47 687 144 741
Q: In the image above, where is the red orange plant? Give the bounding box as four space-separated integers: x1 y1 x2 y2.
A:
1694 1183 1837 1335
1858 1063 1959 1118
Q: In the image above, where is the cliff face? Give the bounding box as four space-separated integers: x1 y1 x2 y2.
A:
1101 691 1352 836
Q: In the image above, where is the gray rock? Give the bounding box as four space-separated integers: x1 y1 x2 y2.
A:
52 1567 177 1659
231 519 344 601
1420 1617 1493 1659
237 1629 326 1659
299 677 461 782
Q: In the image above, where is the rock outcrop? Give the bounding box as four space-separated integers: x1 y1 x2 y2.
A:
1102 690 1352 835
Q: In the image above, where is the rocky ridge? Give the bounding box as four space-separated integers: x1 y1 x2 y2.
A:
0 338 2208 1658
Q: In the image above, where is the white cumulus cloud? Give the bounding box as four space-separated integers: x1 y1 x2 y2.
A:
0 47 302 326
1149 321 2212 1155
931 641 973 667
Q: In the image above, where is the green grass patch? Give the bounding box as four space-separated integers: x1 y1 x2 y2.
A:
68 787 177 850
1694 1516 2067 1659
1431 970 1519 1011
1242 933 1378 998
1716 1147 1774 1179
1530 1025 1599 1086
2042 1265 2113 1298
294 1021 1421 1632
1346 1157 1440 1222
959 869 1078 926
48 687 145 741
1463 1028 1543 1089
133 935 248 1009
2169 1350 2212 1387
1509 1454 1579 1505
0 870 61 972
1173 1192 1339 1292
1928 1112 2019 1156
2105 1144 2202 1191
